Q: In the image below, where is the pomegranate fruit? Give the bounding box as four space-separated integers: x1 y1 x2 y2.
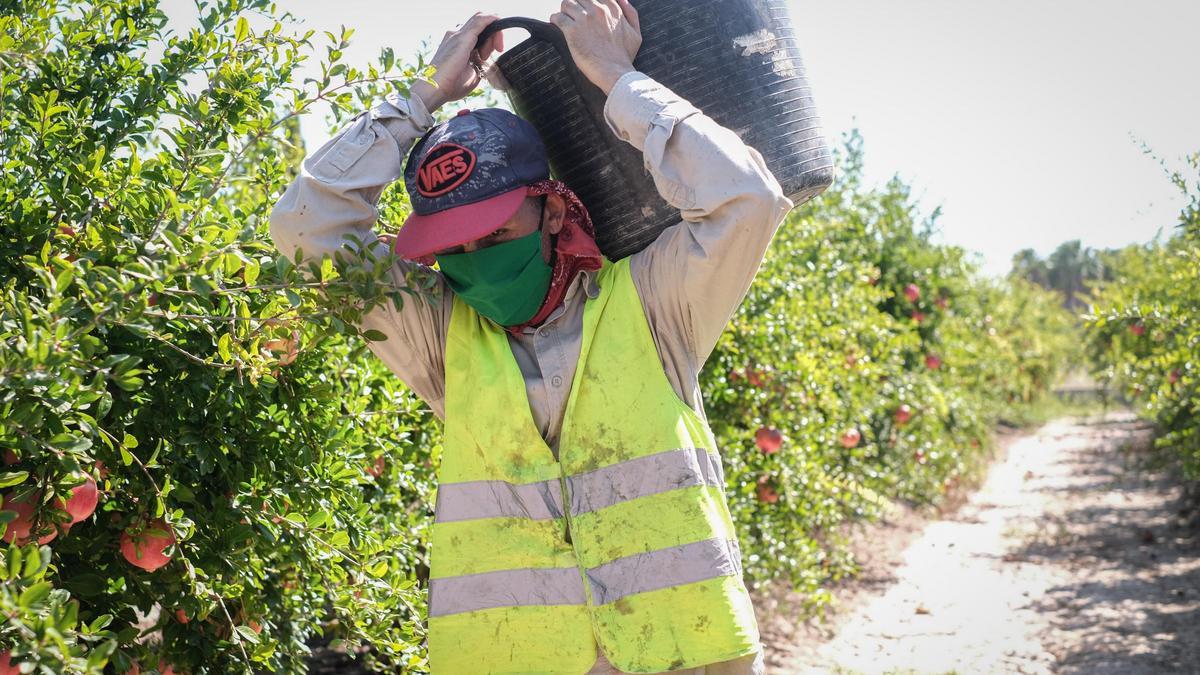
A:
840 428 861 449
0 650 17 675
894 404 913 426
1 492 58 545
755 477 778 504
120 518 176 572
265 331 300 365
60 474 98 523
367 456 386 478
925 354 942 370
755 427 783 454
903 283 920 302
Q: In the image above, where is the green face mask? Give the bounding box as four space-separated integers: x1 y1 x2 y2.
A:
436 229 553 327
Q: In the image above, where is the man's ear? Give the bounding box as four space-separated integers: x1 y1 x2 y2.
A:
543 193 567 235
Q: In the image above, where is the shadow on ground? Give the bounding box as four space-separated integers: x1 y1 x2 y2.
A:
1013 421 1200 674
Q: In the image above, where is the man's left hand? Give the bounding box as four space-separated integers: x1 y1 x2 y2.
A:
550 0 642 95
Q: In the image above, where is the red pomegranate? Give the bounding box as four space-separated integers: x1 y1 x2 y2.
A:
903 284 921 302
911 311 926 323
0 650 18 675
925 354 942 370
176 608 190 624
367 456 386 478
59 475 98 524
1130 322 1145 337
1 492 58 545
840 428 861 449
120 519 176 572
755 427 783 454
1168 369 1181 384
755 476 778 504
265 331 300 366
894 405 914 426
935 296 949 310
2 450 16 465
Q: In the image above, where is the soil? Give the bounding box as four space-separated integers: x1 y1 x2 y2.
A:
762 413 1200 674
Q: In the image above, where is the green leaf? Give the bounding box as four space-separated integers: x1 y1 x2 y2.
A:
243 257 260 286
88 613 114 631
306 509 329 529
218 333 232 361
234 16 249 42
19 581 52 608
55 265 75 293
0 472 29 488
235 624 261 644
362 329 387 342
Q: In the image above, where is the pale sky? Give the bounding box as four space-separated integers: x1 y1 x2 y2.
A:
164 0 1200 275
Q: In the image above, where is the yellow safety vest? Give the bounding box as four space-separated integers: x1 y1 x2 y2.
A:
430 256 759 673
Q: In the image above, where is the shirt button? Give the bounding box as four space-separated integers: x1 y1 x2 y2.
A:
551 375 563 387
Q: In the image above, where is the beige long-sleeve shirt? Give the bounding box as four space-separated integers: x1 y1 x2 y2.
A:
270 71 792 674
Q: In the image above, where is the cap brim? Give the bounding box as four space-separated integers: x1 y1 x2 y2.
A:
393 186 529 260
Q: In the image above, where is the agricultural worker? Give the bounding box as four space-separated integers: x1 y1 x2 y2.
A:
270 2 792 673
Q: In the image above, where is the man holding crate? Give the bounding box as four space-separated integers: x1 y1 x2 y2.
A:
270 1 792 672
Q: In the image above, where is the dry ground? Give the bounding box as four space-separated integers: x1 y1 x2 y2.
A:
763 413 1200 674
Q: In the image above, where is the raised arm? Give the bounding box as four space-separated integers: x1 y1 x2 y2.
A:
613 74 793 368
268 14 505 418
552 0 794 370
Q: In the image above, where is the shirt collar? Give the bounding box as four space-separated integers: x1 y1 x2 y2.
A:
518 269 599 335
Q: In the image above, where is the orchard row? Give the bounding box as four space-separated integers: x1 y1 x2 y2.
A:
0 2 1077 672
1084 152 1199 480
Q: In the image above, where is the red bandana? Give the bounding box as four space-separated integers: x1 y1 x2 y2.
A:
506 180 603 334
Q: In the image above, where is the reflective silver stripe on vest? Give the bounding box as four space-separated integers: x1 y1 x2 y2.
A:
434 478 564 522
567 447 724 515
585 537 742 605
428 567 587 617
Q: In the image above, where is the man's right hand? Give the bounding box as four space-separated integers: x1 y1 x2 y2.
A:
411 13 504 113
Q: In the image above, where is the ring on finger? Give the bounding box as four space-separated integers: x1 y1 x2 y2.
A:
469 55 486 78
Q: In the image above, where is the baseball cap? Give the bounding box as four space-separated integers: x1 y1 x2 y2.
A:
393 108 550 260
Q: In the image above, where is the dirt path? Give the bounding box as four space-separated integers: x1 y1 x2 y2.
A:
765 414 1200 674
